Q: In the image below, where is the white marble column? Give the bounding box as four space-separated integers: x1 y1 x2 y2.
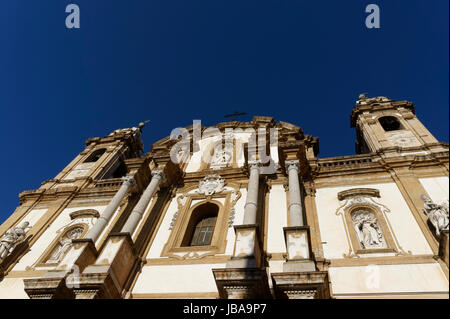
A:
243 162 260 225
121 170 166 235
286 160 304 226
85 175 136 243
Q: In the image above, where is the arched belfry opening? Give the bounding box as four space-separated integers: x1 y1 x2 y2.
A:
182 202 219 247
378 116 403 132
84 148 106 163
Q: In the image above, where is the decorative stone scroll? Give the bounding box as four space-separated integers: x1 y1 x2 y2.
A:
169 175 241 230
197 174 225 196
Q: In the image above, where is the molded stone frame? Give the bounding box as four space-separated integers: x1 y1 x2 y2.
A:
161 193 232 258
344 205 396 255
34 223 89 268
336 189 404 257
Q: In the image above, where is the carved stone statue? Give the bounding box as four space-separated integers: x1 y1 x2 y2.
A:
0 221 30 260
351 210 386 249
421 195 449 236
46 227 84 264
210 143 232 170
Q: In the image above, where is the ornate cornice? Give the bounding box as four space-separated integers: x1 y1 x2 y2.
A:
337 188 380 201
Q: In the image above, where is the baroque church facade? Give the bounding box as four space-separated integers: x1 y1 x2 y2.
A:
0 95 448 299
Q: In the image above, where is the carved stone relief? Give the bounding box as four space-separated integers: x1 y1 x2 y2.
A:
385 131 421 148
421 194 449 236
197 174 225 196
351 209 386 249
210 143 233 170
45 227 84 264
335 190 410 258
0 221 30 260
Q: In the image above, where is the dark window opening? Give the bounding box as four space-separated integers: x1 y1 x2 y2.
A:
379 116 402 131
111 161 127 178
84 149 106 163
182 203 219 247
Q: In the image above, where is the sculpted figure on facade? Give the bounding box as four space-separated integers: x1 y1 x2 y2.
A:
210 143 233 170
351 210 386 249
421 195 449 236
0 221 30 260
46 227 84 264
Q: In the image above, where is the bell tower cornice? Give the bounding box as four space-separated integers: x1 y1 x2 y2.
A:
350 96 415 128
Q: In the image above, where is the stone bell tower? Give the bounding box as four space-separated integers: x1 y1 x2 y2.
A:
351 94 447 157
41 124 146 190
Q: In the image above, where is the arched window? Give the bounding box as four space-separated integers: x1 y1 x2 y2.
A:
182 203 219 247
378 116 403 131
84 148 106 163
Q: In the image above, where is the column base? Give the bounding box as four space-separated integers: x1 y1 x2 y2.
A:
24 271 75 299
24 238 97 299
228 224 262 268
283 260 316 272
212 268 270 299
72 232 137 299
283 226 312 260
271 271 331 299
226 257 257 268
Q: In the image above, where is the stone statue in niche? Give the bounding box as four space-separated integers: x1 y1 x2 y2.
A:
421 195 449 236
0 221 30 260
210 143 233 170
46 227 84 264
351 210 386 249
198 174 225 196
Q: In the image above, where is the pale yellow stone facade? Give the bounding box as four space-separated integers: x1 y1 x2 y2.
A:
0 95 448 299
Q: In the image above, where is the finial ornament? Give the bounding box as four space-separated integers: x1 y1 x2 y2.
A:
138 120 150 131
358 93 367 100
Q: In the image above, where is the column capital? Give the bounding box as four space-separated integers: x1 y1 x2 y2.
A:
247 161 261 171
285 160 300 172
151 169 167 183
121 175 136 187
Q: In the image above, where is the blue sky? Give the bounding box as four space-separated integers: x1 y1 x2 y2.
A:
0 0 448 223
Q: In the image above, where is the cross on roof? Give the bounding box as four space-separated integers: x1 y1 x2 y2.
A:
224 111 248 121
